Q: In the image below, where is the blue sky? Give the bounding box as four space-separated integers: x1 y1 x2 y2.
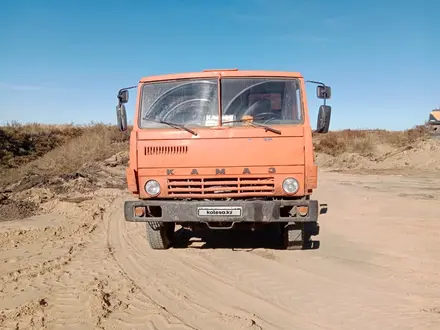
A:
0 0 439 130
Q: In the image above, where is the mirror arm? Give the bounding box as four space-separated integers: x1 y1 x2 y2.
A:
118 86 137 94
117 85 137 104
305 80 326 87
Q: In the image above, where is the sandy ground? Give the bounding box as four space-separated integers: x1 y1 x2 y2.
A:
1 170 440 330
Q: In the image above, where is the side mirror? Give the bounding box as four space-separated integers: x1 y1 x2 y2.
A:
116 104 128 132
316 105 331 133
317 85 331 99
118 89 129 104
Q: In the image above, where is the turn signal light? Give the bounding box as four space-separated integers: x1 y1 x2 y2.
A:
297 206 309 216
135 206 145 217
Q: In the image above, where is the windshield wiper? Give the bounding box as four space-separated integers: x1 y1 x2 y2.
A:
222 118 281 135
144 118 197 136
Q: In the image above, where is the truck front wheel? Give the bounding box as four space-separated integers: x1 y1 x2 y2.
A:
146 222 175 250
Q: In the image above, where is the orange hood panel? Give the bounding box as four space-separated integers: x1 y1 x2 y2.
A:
137 136 305 169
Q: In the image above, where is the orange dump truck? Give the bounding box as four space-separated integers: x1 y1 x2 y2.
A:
116 69 331 250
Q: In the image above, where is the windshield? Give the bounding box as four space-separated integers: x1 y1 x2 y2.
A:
139 78 219 128
221 78 302 125
139 77 303 129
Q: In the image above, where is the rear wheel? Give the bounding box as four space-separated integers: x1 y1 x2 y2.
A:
146 222 175 250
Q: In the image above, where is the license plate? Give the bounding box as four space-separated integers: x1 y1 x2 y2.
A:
197 206 243 217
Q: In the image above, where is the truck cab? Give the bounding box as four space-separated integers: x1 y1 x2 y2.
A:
116 69 331 250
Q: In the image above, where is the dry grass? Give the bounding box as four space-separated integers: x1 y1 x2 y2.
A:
0 122 130 188
0 122 84 169
312 125 429 157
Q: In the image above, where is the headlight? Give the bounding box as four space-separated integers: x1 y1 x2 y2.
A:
282 178 299 194
145 180 161 196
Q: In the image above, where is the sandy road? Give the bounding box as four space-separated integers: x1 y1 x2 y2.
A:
1 171 440 329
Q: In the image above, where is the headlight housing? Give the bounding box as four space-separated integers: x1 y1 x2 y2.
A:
282 178 299 194
145 180 161 196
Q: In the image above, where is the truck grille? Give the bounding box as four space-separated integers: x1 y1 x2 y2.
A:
167 176 275 197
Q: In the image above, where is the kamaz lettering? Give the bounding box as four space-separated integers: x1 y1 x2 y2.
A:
165 167 278 175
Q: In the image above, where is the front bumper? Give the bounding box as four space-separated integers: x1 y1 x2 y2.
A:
124 199 325 223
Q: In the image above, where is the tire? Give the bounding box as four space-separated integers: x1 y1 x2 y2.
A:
146 222 175 250
282 223 315 250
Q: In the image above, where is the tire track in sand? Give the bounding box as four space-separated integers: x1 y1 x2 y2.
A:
108 196 440 330
107 197 326 330
105 203 198 330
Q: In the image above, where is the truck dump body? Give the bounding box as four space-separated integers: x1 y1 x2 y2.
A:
116 69 331 250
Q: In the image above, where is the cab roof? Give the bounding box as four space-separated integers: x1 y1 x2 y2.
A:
139 69 303 83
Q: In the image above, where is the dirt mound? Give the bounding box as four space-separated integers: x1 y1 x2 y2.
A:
0 122 129 221
0 197 38 221
313 126 440 174
313 126 428 156
0 150 129 222
0 122 129 175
